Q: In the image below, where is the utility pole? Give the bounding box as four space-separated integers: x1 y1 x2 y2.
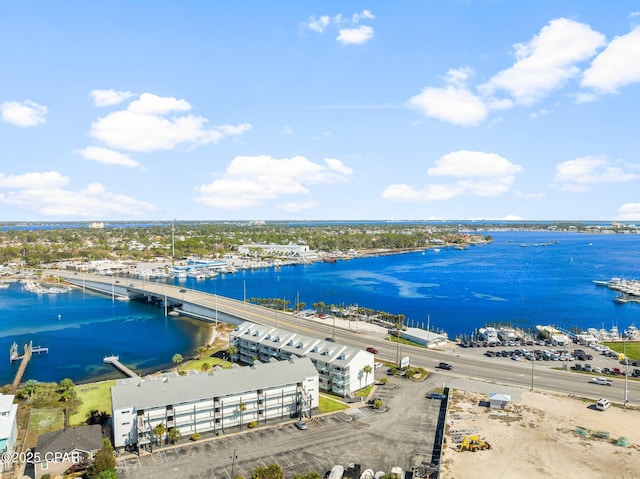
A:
230 448 237 479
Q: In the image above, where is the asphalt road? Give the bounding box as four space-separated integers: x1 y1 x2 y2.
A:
53 271 640 405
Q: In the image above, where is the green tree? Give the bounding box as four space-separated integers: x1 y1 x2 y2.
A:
92 438 116 476
361 364 373 385
201 362 212 372
372 399 383 410
253 463 284 479
154 422 167 446
59 378 75 390
167 427 181 444
172 353 183 370
21 379 38 399
238 401 247 429
293 473 321 479
195 346 206 359
227 345 238 360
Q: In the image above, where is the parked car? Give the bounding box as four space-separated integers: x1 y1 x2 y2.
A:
324 337 335 342
437 362 453 370
590 377 612 386
294 420 308 430
366 347 379 354
595 398 611 411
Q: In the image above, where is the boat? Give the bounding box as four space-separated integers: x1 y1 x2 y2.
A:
592 280 609 287
433 248 441 252
360 469 374 479
614 296 627 304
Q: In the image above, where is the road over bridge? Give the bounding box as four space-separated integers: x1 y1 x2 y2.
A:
49 270 640 405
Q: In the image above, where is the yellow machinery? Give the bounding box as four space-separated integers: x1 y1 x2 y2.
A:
458 435 491 452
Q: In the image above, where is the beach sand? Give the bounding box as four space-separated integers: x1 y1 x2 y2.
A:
440 389 640 479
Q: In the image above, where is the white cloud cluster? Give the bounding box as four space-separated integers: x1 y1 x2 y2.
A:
617 203 640 221
0 171 156 218
581 26 640 94
89 93 251 152
90 89 136 107
75 146 140 168
1 100 48 127
382 150 522 202
194 154 353 209
553 155 640 192
303 10 375 45
408 18 640 125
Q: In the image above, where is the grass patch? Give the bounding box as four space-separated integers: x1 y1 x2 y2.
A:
386 335 425 348
355 385 374 397
318 394 349 413
604 341 640 360
180 356 232 373
69 380 115 426
24 409 65 448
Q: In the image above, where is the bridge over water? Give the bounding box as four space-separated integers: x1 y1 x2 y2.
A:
47 270 291 330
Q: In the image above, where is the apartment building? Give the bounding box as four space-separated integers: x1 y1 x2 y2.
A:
230 321 375 396
111 357 318 450
0 394 18 473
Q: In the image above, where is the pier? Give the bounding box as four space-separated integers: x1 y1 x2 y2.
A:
103 355 140 379
9 341 49 394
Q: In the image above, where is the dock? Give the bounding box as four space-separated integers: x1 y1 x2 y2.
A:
103 355 140 379
9 341 47 394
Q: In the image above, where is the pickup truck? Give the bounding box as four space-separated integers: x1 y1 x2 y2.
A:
437 362 453 370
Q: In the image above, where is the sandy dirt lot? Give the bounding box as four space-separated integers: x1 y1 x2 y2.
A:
440 389 640 479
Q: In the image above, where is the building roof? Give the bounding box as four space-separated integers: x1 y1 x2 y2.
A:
489 393 512 402
111 356 318 410
36 425 103 458
232 321 369 366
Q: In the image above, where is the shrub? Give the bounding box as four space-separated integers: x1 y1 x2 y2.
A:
247 421 258 428
191 433 201 441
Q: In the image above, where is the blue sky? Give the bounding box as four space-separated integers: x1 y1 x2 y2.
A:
2 1 640 222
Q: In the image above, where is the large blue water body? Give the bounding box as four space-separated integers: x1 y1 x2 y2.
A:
2 230 638 385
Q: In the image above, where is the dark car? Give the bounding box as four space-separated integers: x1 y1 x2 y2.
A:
324 337 335 342
437 362 453 370
366 347 379 354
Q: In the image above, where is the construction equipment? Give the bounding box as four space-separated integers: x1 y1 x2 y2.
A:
458 435 491 452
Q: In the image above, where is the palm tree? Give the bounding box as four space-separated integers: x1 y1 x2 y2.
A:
362 364 373 385
238 400 247 429
227 345 238 360
201 362 212 372
172 353 183 371
153 422 166 446
195 346 206 359
167 427 181 444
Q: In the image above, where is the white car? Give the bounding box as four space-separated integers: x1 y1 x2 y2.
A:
590 377 612 386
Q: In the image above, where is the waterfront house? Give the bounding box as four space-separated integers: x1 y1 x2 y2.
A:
0 394 18 473
34 425 102 479
111 357 318 450
230 321 375 396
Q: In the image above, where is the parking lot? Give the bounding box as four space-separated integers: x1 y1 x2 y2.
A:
116 371 443 479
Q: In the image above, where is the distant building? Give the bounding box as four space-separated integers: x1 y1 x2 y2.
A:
237 244 310 256
230 321 375 396
88 222 104 229
111 357 319 450
0 394 18 473
34 425 102 479
399 327 448 348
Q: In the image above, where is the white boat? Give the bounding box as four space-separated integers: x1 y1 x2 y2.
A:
360 469 374 479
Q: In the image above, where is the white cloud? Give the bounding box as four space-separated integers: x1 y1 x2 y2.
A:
514 190 545 200
407 68 489 126
407 85 488 126
337 25 374 45
581 27 640 94
383 150 521 202
428 150 522 178
76 146 140 168
1 100 48 127
617 203 640 220
90 89 135 107
306 15 330 33
574 92 598 104
0 171 156 218
553 155 640 191
304 10 375 45
89 93 251 152
480 18 606 105
194 155 353 209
